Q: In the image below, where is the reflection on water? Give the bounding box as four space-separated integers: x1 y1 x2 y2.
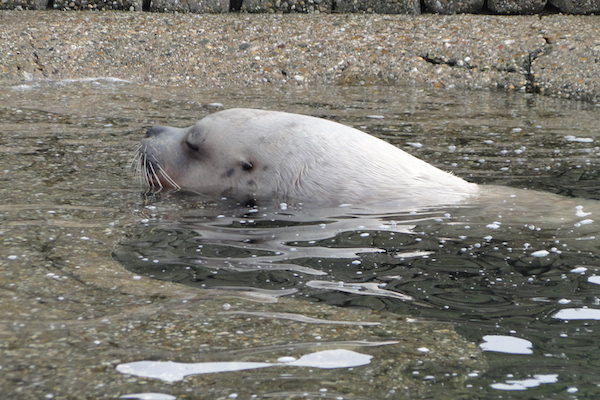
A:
117 348 374 382
479 335 533 355
1 78 600 399
115 183 600 397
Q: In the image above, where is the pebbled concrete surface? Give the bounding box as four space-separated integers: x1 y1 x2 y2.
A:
0 10 599 104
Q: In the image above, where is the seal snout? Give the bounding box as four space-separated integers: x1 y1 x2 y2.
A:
145 126 169 138
135 142 181 192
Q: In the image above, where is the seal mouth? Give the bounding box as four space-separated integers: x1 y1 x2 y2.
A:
133 144 181 192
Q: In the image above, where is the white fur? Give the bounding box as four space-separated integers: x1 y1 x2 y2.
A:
140 108 478 207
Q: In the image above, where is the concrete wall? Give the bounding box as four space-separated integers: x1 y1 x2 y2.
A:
1 0 599 15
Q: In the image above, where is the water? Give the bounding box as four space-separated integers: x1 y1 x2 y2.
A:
1 79 599 399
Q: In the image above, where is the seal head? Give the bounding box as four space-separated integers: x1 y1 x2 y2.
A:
137 108 478 207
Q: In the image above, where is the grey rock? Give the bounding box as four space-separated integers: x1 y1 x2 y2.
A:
52 0 142 10
241 0 333 13
335 0 420 14
151 0 228 12
550 0 600 13
487 0 547 14
0 0 47 9
424 0 484 13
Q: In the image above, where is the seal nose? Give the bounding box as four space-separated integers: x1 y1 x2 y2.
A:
145 126 168 138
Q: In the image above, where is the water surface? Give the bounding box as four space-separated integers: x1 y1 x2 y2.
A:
1 79 599 399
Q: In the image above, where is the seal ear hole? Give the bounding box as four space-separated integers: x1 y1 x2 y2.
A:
241 161 254 171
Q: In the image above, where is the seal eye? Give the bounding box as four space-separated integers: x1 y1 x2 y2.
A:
241 161 254 171
186 141 200 152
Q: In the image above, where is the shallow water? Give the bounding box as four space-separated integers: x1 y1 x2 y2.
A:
1 79 600 399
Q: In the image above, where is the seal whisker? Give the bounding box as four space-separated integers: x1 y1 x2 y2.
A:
144 149 180 191
134 160 144 187
130 145 143 171
140 153 151 188
156 164 181 190
136 152 144 185
131 145 148 188
147 158 164 192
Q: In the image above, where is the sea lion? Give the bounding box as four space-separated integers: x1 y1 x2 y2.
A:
136 108 478 207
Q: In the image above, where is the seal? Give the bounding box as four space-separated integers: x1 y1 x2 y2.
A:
136 108 478 207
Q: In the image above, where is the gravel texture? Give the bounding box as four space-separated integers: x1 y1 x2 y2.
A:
0 0 47 8
487 0 548 14
1 0 600 12
51 0 143 10
335 0 420 13
423 0 484 13
550 0 600 13
150 0 228 13
0 10 599 104
241 0 334 13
